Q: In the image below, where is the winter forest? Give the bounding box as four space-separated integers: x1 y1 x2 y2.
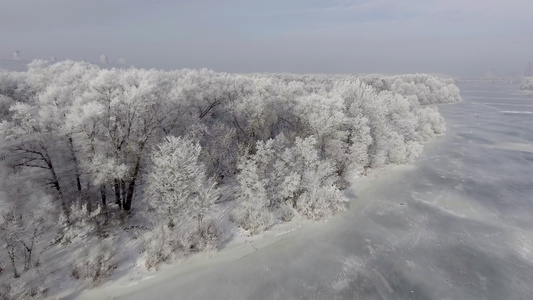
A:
0 60 461 298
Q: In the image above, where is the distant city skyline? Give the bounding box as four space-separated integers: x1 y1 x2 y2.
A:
2 51 529 79
525 62 533 77
2 50 128 67
1 0 532 77
1 51 529 78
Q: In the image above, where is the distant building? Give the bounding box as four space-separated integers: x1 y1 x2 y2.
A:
13 50 21 60
525 62 533 77
50 56 57 63
99 54 109 64
117 58 127 65
484 69 495 79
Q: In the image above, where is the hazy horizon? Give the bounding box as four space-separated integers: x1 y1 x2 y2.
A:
1 0 532 77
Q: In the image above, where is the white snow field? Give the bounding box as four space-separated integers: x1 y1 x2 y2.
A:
71 81 533 299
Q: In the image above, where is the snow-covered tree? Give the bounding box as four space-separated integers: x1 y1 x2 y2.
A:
0 101 70 213
0 177 56 278
234 134 348 234
69 68 178 211
0 61 101 216
145 136 219 228
233 153 273 234
294 93 348 157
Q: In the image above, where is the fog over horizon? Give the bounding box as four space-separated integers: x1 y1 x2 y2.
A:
1 0 532 77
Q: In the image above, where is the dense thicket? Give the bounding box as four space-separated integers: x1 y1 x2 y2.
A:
0 60 461 297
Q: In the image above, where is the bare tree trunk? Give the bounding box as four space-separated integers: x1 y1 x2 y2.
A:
7 242 19 278
100 185 107 208
114 179 122 209
123 156 142 211
22 240 33 271
39 146 70 221
68 136 82 192
121 180 127 207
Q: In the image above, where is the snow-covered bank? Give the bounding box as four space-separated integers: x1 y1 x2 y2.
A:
56 165 408 299
66 164 414 300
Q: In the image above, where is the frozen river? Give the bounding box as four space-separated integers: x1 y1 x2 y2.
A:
83 81 533 299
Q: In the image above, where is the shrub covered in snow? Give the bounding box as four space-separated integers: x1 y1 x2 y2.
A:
0 188 55 279
71 239 117 286
141 220 221 270
233 195 274 235
141 225 174 270
59 201 105 244
0 268 49 299
178 219 221 252
279 203 296 222
234 135 349 234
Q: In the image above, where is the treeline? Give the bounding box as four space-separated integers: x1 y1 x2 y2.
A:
0 60 460 296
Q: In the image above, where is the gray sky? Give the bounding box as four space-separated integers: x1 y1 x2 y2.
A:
1 0 532 76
